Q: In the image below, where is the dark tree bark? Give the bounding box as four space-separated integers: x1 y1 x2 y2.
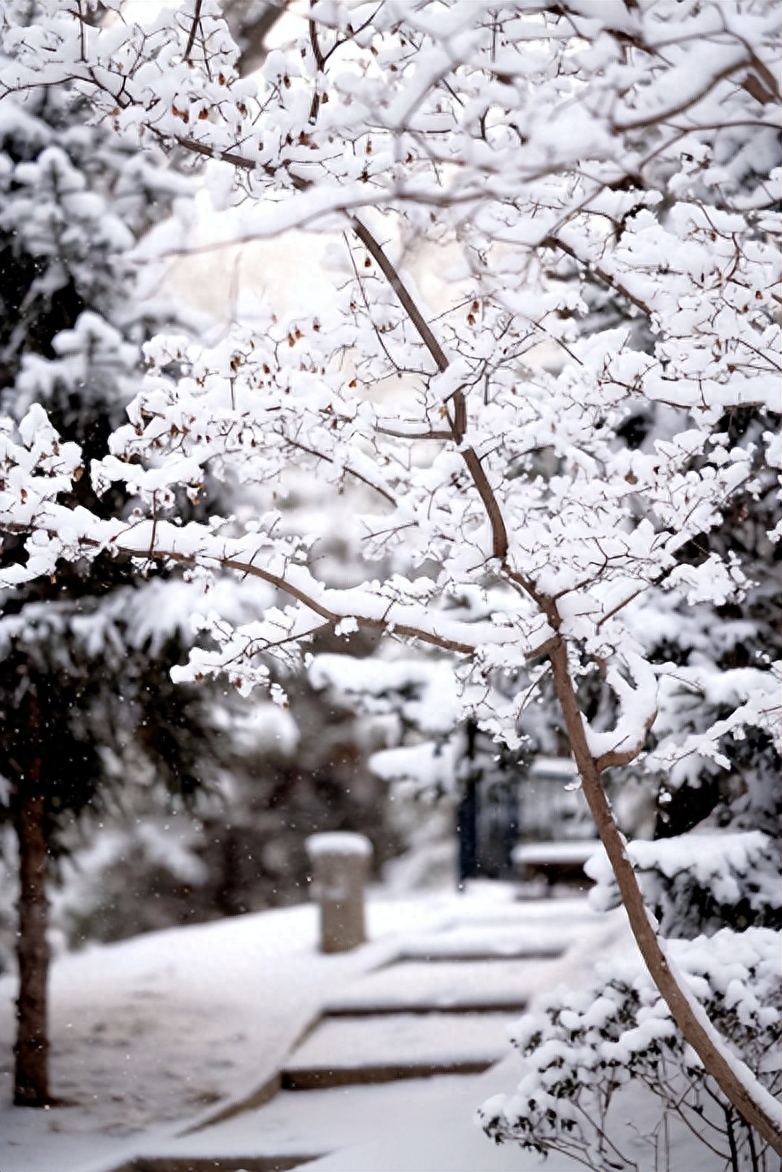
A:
222 0 290 75
12 695 50 1108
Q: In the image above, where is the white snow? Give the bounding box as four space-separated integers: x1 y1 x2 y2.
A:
0 886 606 1172
1 884 775 1172
397 919 582 960
322 958 557 1015
585 831 780 916
0 896 441 1172
305 832 373 859
285 1011 512 1072
513 841 600 866
119 1064 570 1172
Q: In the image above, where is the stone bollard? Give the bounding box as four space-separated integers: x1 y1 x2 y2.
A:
305 832 372 954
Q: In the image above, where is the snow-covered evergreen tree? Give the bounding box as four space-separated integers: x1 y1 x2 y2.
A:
0 17 232 1106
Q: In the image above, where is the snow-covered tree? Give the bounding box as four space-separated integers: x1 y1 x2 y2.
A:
0 0 779 1154
311 652 539 884
0 11 240 1106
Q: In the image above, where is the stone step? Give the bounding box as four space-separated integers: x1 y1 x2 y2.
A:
115 1156 321 1172
393 932 565 961
322 957 551 1016
393 947 562 963
282 1011 516 1090
323 998 528 1017
394 924 569 963
452 896 599 923
132 1075 529 1172
282 1055 494 1091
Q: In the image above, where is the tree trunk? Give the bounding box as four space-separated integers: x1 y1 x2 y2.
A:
548 636 782 1156
12 706 50 1108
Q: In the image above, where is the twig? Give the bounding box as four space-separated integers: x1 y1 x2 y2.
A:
183 0 203 65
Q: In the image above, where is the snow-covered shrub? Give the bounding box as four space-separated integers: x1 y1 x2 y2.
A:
587 832 782 940
481 928 781 1171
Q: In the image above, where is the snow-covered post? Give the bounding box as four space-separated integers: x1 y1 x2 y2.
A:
305 833 372 954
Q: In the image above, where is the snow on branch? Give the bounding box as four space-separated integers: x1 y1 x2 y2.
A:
1 0 780 1147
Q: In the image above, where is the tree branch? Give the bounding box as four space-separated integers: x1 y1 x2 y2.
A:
350 217 449 374
350 217 509 562
4 517 547 660
544 233 653 318
183 0 203 65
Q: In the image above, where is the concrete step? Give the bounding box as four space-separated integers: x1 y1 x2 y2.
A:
282 1056 494 1091
114 1156 321 1172
127 1073 529 1172
394 948 561 963
323 999 528 1017
383 908 589 963
322 957 552 1016
282 1011 516 1090
394 925 569 963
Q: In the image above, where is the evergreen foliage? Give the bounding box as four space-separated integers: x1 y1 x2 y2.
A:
0 23 226 1105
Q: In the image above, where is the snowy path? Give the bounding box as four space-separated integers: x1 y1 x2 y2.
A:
0 886 611 1172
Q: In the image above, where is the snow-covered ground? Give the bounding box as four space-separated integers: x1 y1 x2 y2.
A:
0 884 697 1172
0 891 447 1171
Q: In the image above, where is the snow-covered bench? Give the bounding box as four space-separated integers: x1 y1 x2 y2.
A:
512 840 599 889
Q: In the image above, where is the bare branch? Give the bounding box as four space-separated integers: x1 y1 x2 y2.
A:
350 217 449 374
349 218 510 563
183 0 203 65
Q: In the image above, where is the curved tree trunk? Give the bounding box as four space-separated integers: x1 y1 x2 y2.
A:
548 637 782 1156
12 696 50 1108
341 213 781 1155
